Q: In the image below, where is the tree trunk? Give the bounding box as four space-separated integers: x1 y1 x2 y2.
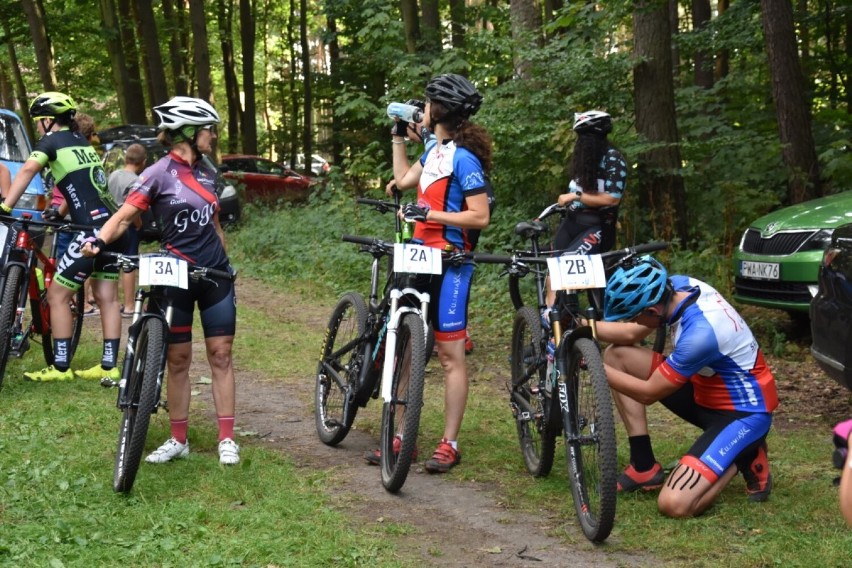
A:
117 0 148 122
510 0 543 80
240 0 258 155
400 0 420 54
715 0 729 79
134 0 169 109
0 60 13 110
217 0 241 153
300 0 312 166
98 0 132 124
287 0 299 167
760 0 821 202
162 0 189 96
20 0 56 90
189 0 213 103
1 22 34 141
633 0 689 247
692 0 713 88
421 0 441 53
449 0 466 49
326 13 343 165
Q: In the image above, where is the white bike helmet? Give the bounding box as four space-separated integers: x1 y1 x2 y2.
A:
572 110 612 135
153 96 220 131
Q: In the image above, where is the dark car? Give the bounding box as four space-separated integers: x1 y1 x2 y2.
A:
220 154 313 203
810 223 852 390
99 125 241 240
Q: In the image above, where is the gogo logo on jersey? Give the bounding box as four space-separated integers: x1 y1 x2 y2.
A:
173 201 216 233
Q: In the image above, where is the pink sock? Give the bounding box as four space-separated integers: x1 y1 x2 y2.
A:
170 419 188 444
218 416 235 441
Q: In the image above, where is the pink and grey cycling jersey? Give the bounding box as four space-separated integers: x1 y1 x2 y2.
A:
658 275 779 413
124 152 228 269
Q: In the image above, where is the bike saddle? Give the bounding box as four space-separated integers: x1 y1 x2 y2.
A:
514 221 547 239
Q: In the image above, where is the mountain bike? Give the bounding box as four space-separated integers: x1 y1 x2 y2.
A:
98 251 235 493
315 193 432 493
0 214 87 387
475 215 668 542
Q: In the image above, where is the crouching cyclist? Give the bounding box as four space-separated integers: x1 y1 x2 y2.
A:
594 257 778 518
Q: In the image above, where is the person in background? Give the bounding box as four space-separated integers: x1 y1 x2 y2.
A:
107 143 146 316
833 419 852 526
373 73 491 473
83 96 240 465
0 162 10 197
596 257 777 517
1 92 125 382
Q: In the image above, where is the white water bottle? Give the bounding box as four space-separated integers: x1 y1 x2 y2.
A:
387 102 423 124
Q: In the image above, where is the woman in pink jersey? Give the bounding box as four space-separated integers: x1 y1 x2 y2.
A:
84 97 240 466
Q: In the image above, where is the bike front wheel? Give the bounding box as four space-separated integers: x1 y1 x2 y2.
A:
113 317 165 493
560 337 617 543
0 264 24 388
510 306 557 477
315 292 368 446
380 312 426 493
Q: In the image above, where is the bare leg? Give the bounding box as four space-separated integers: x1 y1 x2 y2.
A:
436 338 468 441
206 335 236 417
166 342 193 421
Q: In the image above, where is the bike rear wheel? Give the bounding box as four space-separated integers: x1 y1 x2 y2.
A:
113 317 165 493
510 306 557 477
315 292 368 446
38 288 85 366
380 312 426 493
0 264 24 388
560 337 617 542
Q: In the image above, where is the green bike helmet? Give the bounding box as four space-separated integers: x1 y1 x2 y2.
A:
603 257 669 321
30 91 77 119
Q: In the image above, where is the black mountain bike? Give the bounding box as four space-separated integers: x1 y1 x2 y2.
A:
0 214 87 386
99 251 235 493
475 208 668 542
315 193 433 493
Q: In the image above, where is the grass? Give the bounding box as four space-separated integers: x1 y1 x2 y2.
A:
3 200 852 567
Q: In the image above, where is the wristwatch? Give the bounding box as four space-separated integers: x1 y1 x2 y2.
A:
574 189 583 197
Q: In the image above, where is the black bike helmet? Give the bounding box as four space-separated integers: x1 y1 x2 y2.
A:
424 74 483 118
30 91 77 119
573 110 612 136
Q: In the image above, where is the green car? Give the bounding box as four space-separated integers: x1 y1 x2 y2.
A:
733 191 852 314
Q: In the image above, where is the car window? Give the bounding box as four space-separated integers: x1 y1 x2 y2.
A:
255 159 285 176
0 114 31 162
223 158 255 173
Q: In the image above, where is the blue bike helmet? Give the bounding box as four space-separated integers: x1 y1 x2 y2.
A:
604 257 669 321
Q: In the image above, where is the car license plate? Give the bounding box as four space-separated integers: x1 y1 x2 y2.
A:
740 260 780 280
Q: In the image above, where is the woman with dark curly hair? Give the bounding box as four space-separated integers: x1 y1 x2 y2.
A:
370 73 492 473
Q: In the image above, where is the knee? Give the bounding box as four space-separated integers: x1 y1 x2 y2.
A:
603 344 627 367
657 492 696 519
207 345 233 370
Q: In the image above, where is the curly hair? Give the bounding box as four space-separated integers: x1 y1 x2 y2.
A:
430 101 493 173
570 133 610 194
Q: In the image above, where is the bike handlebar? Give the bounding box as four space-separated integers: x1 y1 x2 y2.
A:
0 213 94 233
98 251 237 282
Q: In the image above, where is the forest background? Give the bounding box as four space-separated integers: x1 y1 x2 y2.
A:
1 0 849 285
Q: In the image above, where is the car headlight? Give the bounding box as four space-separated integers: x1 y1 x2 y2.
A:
17 192 47 211
219 183 237 200
800 229 835 251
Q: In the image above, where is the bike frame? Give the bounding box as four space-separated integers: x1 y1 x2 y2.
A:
379 284 430 404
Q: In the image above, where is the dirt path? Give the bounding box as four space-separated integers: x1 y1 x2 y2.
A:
186 277 650 567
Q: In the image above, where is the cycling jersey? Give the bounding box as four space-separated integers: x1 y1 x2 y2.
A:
658 276 779 413
414 140 488 252
29 128 116 226
125 152 228 270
